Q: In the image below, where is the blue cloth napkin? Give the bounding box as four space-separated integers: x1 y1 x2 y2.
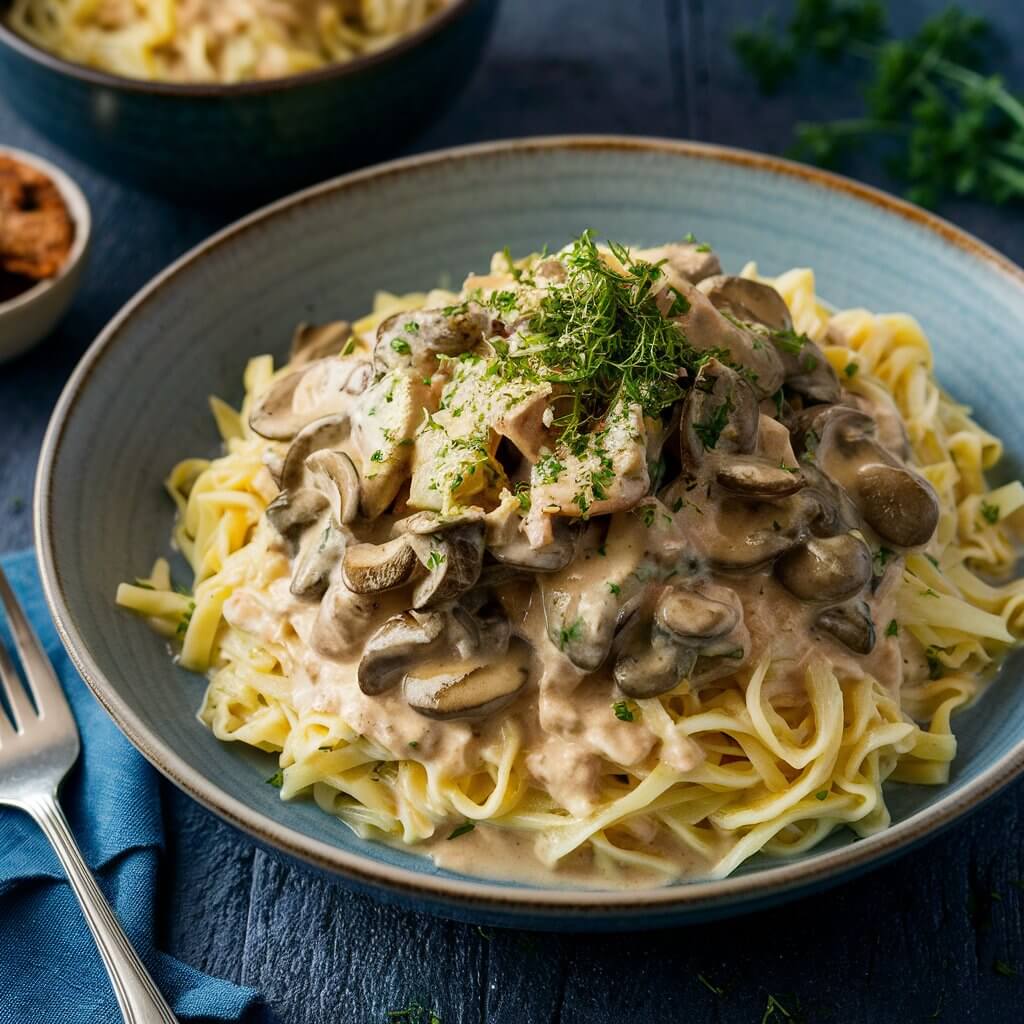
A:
0 550 268 1024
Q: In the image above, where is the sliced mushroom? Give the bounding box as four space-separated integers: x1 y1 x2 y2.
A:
855 463 939 548
613 586 741 698
342 536 420 595
290 520 347 599
670 283 785 398
289 321 352 366
404 637 532 720
632 242 722 286
697 275 792 331
682 358 759 465
715 456 805 499
280 414 351 493
357 611 449 695
305 450 360 526
657 588 741 640
249 358 368 440
311 583 379 659
264 487 328 545
410 523 486 609
816 600 876 654
374 305 493 377
485 496 576 572
775 534 873 602
393 508 486 536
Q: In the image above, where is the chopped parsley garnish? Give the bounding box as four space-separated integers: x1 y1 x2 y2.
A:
638 505 656 527
612 700 635 722
387 1003 442 1024
391 337 412 355
873 546 895 576
266 770 284 788
926 646 944 680
886 619 899 637
815 790 828 800
771 327 811 355
559 618 583 650
176 601 195 637
370 449 385 463
607 582 622 595
994 959 1017 978
408 740 419 749
778 460 798 473
425 548 446 570
516 489 531 512
693 396 733 451
980 500 1000 524
404 321 419 334
844 361 859 378
447 822 475 841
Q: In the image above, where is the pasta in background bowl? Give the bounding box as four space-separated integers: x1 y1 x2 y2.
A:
35 138 1024 927
0 0 497 196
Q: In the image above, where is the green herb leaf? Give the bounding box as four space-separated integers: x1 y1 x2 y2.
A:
391 337 412 355
612 700 635 722
447 822 475 841
886 619 899 637
266 770 284 788
980 499 1000 524
608 582 622 595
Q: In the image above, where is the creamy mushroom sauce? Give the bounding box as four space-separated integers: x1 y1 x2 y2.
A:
196 232 951 886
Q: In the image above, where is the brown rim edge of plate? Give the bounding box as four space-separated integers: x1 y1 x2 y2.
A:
0 0 478 97
33 135 1024 918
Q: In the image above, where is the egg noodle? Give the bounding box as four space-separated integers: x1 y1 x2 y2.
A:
7 0 450 83
116 246 1024 886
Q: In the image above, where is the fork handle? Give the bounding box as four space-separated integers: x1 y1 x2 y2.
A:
20 791 179 1024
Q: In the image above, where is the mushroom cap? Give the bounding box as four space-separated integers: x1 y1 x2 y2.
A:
410 523 486 609
656 588 740 640
342 536 420 595
374 305 493 377
815 600 876 655
856 463 940 548
715 456 805 499
280 413 352 493
357 611 448 695
289 321 353 367
682 358 760 465
697 275 792 331
404 637 532 720
290 520 348 599
305 449 360 526
775 533 873 602
264 487 329 545
248 358 368 441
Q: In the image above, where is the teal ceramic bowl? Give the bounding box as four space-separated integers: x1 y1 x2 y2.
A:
0 0 497 199
35 137 1024 929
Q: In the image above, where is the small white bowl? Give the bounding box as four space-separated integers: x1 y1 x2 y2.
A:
0 146 91 363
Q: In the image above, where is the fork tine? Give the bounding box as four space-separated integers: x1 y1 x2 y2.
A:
0 566 64 721
0 630 36 731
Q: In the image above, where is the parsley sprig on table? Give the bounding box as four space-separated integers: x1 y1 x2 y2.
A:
734 2 1024 207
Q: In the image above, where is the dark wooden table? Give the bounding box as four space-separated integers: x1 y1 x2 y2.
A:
3 2 1024 1021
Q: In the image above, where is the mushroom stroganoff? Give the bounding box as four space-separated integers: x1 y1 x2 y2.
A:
118 232 1024 887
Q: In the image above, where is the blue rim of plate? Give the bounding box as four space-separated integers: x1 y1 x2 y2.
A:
33 136 1024 923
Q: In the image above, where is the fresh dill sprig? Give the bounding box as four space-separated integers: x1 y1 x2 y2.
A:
508 230 708 453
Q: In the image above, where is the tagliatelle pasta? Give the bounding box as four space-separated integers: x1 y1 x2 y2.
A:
7 0 451 83
117 234 1024 887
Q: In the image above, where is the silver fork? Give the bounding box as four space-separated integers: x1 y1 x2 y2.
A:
0 566 178 1023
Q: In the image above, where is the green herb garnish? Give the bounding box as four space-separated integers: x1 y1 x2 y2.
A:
391 337 412 355
447 822 475 841
844 361 859 378
735 4 1024 209
370 449 385 463
612 700 635 722
266 770 284 788
980 499 1000 524
886 619 899 637
608 582 622 595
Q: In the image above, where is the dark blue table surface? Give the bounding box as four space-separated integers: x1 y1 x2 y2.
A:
3 2 1024 1022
